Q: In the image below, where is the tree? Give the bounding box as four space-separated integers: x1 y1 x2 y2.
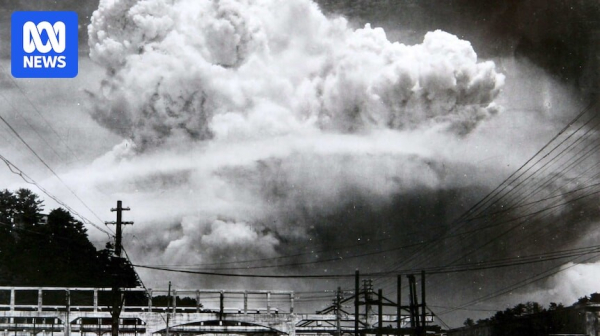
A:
576 295 590 305
14 188 43 227
548 302 564 311
463 318 475 327
462 293 600 332
0 188 44 228
0 190 16 225
0 188 139 287
524 302 543 314
0 190 16 284
46 208 90 244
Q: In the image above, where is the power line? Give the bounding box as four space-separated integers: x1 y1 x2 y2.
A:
458 101 597 222
147 178 600 274
134 243 600 279
376 178 600 291
0 114 108 230
437 126 600 268
382 179 600 294
381 102 598 278
0 121 41 169
381 180 600 293
0 153 113 237
428 305 499 313
153 235 397 267
0 90 66 161
466 109 600 220
149 240 428 271
133 264 361 279
151 222 600 272
121 246 147 291
427 306 451 330
451 125 600 256
0 62 81 161
437 253 600 316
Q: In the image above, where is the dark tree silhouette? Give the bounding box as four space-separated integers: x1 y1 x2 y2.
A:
14 188 43 228
548 302 564 311
0 189 139 288
0 190 16 224
462 294 600 335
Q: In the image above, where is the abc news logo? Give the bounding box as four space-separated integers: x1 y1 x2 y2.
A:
23 21 67 68
12 11 78 78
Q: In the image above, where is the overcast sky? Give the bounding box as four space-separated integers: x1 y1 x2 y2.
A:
0 0 599 328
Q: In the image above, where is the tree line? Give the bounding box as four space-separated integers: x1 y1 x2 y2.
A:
0 188 138 287
463 293 600 328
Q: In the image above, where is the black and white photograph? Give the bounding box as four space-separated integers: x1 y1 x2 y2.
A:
0 0 599 335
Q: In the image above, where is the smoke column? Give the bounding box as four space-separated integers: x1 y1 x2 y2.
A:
83 0 510 288
88 0 504 148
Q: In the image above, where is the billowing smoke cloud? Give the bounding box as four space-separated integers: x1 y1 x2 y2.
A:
70 6 600 317
525 261 600 306
88 0 503 150
83 0 508 285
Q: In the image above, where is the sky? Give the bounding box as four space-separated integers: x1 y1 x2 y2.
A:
0 0 599 329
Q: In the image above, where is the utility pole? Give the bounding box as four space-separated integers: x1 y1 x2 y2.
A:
106 200 134 336
377 289 383 336
397 275 401 331
354 270 359 336
407 274 419 334
335 287 342 336
421 271 426 336
363 279 373 323
166 281 171 336
65 290 70 336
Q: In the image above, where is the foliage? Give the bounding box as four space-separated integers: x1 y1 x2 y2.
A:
463 294 600 330
152 295 203 308
489 302 544 323
576 292 600 305
0 188 139 287
548 302 565 311
0 188 43 228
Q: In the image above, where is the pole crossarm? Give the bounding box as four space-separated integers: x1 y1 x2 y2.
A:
105 200 134 336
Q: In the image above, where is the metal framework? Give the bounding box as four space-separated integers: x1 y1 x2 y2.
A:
0 273 444 335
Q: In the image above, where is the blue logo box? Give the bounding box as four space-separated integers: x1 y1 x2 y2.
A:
11 11 78 78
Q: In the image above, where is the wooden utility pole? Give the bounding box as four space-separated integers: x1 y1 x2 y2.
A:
407 274 419 334
106 200 133 336
406 273 427 336
354 270 359 336
166 281 171 336
363 279 373 322
421 271 426 336
65 290 70 336
335 287 342 336
397 275 401 331
377 289 383 336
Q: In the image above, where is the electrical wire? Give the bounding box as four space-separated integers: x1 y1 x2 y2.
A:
376 102 599 290
134 243 600 279
437 252 600 316
0 100 107 230
388 102 598 273
0 90 66 161
0 62 81 161
146 174 600 275
0 153 112 237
